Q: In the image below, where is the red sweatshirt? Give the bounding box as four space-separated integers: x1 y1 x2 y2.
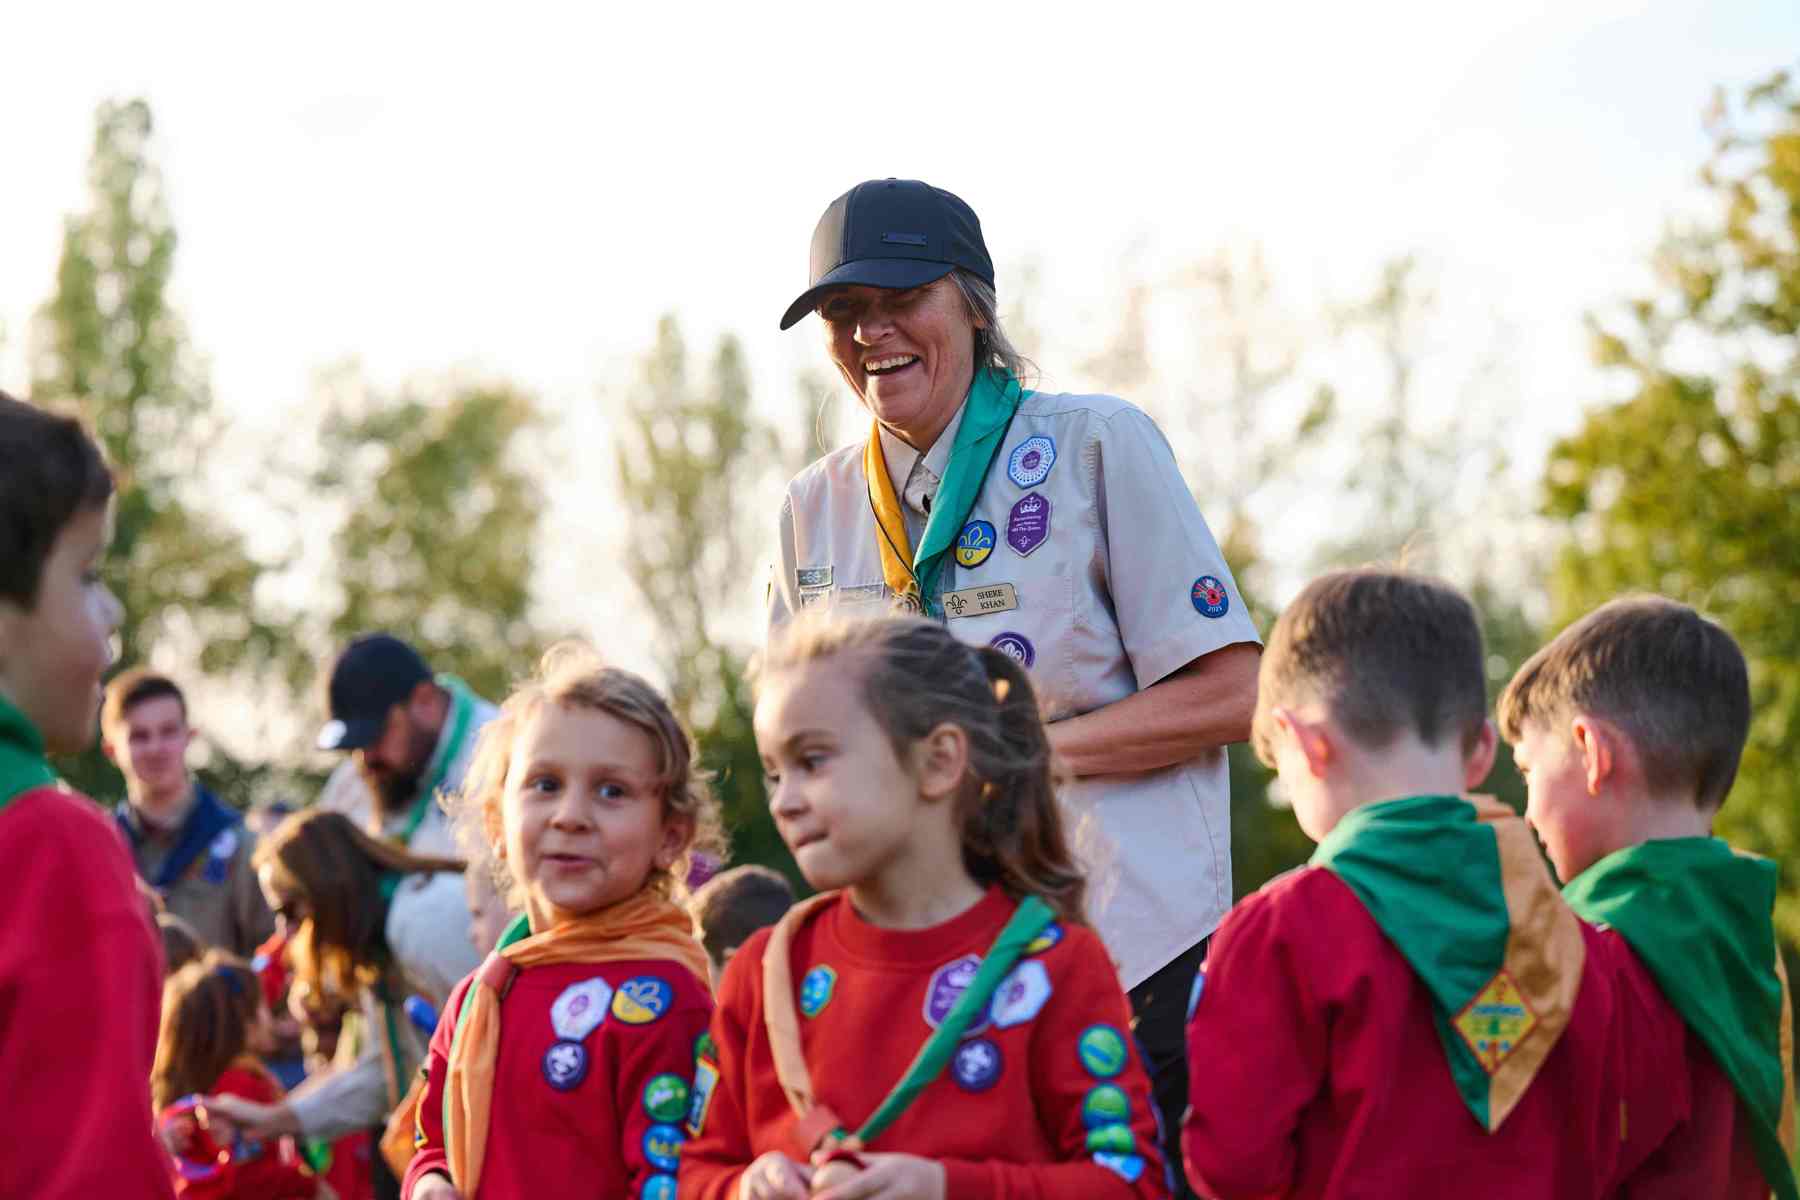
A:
0 785 173 1200
170 1060 320 1198
1182 866 1689 1199
404 957 712 1199
1590 928 1768 1199
680 886 1169 1200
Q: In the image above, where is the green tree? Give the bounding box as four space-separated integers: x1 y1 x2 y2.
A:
615 317 799 885
1543 67 1800 937
314 375 546 702
28 98 281 797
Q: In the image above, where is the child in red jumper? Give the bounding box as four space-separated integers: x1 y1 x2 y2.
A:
682 615 1169 1200
1182 569 1689 1198
0 391 171 1199
405 645 723 1199
153 953 331 1198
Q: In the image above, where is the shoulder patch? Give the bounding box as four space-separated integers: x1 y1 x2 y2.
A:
991 960 1052 1029
611 975 674 1025
550 977 612 1043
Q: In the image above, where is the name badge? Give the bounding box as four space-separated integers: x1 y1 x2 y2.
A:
943 582 1019 619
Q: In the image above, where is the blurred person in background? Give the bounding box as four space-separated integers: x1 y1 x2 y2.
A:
201 810 474 1200
314 634 496 861
687 863 794 989
768 179 1262 1196
105 669 275 956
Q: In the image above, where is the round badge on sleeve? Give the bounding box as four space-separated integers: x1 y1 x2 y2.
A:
643 1073 690 1123
1190 575 1230 618
641 1175 679 1200
800 965 837 1018
951 1038 1004 1092
642 1123 685 1172
1082 1083 1132 1129
1077 1024 1129 1079
989 632 1035 668
612 976 674 1025
541 1039 589 1091
955 520 997 568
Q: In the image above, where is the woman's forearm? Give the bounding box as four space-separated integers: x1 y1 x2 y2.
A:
1046 641 1260 777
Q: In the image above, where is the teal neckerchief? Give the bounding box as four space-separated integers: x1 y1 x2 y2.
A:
398 675 479 847
1564 839 1798 1200
911 370 1025 617
0 694 56 813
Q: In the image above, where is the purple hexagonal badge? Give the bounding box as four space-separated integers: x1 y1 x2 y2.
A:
1006 492 1051 556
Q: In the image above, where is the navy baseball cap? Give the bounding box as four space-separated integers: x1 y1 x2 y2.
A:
779 179 995 330
316 634 431 751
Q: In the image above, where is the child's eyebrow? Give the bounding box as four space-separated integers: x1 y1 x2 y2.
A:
778 729 833 753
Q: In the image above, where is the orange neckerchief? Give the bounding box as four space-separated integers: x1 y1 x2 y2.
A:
443 890 709 1192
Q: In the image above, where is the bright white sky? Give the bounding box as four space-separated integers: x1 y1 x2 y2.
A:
2 1 1793 751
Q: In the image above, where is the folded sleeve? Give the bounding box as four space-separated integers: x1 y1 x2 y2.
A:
400 976 466 1198
679 945 762 1200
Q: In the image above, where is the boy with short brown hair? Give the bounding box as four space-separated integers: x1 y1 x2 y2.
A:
0 390 173 1196
687 863 795 988
1501 595 1796 1199
1183 567 1684 1198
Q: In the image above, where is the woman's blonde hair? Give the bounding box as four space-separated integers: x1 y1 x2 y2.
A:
151 951 261 1111
444 642 725 910
253 809 463 1000
757 614 1087 925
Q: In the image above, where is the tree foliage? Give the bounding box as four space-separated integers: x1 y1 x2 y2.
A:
1544 67 1800 935
28 99 281 796
314 377 546 703
615 317 798 884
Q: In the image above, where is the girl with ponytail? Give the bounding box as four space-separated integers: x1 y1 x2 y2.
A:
681 614 1169 1200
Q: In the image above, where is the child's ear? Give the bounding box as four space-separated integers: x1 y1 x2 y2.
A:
912 722 972 802
655 811 696 870
1571 715 1614 794
1272 707 1333 778
1462 720 1498 790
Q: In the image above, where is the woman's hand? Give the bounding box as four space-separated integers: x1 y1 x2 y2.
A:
809 1153 945 1200
198 1093 300 1137
739 1150 813 1200
409 1172 461 1199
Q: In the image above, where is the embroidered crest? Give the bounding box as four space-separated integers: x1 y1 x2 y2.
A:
1007 436 1057 488
923 954 993 1034
988 632 1035 669
611 975 674 1025
991 960 1052 1029
541 1039 588 1090
1452 969 1538 1073
643 1073 690 1123
1086 1124 1136 1154
800 965 837 1018
1190 575 1230 618
955 520 997 568
1082 1084 1131 1129
1005 492 1051 556
550 978 612 1043
951 1038 1004 1092
641 1175 679 1200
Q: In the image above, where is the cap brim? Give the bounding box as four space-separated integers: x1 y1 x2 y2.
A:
778 260 955 330
316 716 384 752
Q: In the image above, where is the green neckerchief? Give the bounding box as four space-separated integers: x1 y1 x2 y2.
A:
844 895 1055 1145
0 694 57 813
911 370 1025 618
1311 795 1514 1125
399 674 479 847
1565 839 1798 1200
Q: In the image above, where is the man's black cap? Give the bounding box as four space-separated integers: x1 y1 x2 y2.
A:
316 633 431 752
779 179 994 330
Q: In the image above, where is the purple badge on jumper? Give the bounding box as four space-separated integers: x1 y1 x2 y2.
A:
1006 492 1051 556
989 632 1035 668
923 954 992 1033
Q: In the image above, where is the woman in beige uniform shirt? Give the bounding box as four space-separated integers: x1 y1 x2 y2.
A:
769 178 1262 1198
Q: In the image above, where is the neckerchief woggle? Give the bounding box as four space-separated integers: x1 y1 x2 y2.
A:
1310 794 1585 1132
864 370 1025 618
395 674 478 848
0 693 56 814
115 784 241 891
760 891 1055 1150
1564 839 1799 1200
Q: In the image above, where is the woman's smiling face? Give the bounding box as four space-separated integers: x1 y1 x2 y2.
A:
820 277 979 447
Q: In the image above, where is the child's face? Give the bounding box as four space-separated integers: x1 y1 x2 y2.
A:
754 659 933 893
1512 716 1606 882
0 505 121 754
501 703 686 928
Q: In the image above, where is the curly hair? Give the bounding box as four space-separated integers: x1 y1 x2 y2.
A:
443 641 726 911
